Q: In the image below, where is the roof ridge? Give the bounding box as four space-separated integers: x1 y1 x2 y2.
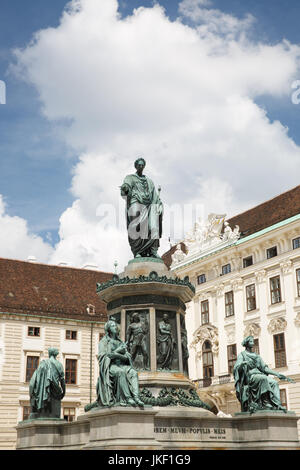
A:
0 257 113 275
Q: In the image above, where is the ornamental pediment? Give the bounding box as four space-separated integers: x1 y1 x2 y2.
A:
190 324 219 358
171 213 240 268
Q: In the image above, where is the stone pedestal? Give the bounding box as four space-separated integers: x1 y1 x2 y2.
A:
16 409 300 450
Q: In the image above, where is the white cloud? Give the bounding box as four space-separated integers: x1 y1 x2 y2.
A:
178 0 255 41
10 0 300 271
0 196 53 262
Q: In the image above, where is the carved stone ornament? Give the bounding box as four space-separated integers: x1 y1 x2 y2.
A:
183 213 240 258
216 283 225 297
294 313 300 328
171 244 187 267
191 324 219 358
244 322 261 338
255 270 266 283
280 260 292 275
231 278 243 292
267 317 287 334
225 326 235 343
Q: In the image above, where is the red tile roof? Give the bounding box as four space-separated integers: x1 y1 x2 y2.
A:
0 258 112 322
226 185 300 238
162 185 300 268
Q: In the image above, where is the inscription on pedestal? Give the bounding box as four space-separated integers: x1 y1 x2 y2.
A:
154 425 228 440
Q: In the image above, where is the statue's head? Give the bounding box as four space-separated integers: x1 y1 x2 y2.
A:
48 347 59 358
134 157 146 173
242 336 254 348
163 313 169 322
105 319 120 337
131 312 140 323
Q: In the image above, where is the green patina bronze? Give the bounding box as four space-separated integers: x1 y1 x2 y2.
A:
157 312 176 370
29 347 65 420
126 311 150 370
233 336 295 414
120 158 163 259
85 318 144 411
107 294 186 312
96 272 195 294
140 387 211 409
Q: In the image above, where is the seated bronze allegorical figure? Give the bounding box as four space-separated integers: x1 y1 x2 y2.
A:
233 336 294 414
96 319 144 407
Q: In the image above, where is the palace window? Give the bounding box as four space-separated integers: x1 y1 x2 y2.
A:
280 389 288 409
22 406 31 421
201 300 209 325
292 237 300 250
267 246 277 259
65 359 77 385
270 276 281 304
225 291 234 317
253 338 260 355
222 264 231 275
25 356 39 382
274 333 287 368
227 344 237 374
28 326 40 337
243 256 253 268
66 330 77 340
63 407 76 422
296 269 300 297
197 274 206 285
202 341 214 379
246 284 256 311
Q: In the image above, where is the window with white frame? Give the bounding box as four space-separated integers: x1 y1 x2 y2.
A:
225 291 234 317
25 356 39 382
296 269 300 297
292 237 300 250
270 276 281 304
267 246 277 259
246 284 256 311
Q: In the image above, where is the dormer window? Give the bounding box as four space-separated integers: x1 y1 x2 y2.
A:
87 304 95 316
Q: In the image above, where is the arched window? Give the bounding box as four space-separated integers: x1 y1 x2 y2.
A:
202 340 214 379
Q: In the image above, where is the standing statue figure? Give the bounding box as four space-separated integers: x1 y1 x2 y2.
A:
96 319 144 407
157 313 176 370
29 347 65 419
120 158 163 258
126 312 149 370
233 336 294 414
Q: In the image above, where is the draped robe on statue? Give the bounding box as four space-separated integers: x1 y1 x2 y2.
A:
29 356 65 418
96 335 140 407
121 173 163 257
233 350 284 413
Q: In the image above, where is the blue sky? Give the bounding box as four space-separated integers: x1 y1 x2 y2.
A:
0 0 300 268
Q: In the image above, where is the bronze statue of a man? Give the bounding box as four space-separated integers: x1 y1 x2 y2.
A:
120 158 163 258
29 347 65 419
126 312 149 370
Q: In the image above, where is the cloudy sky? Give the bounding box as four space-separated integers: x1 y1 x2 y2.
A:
0 0 300 272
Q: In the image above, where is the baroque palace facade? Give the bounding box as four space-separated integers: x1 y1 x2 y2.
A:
163 185 300 430
0 258 112 449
